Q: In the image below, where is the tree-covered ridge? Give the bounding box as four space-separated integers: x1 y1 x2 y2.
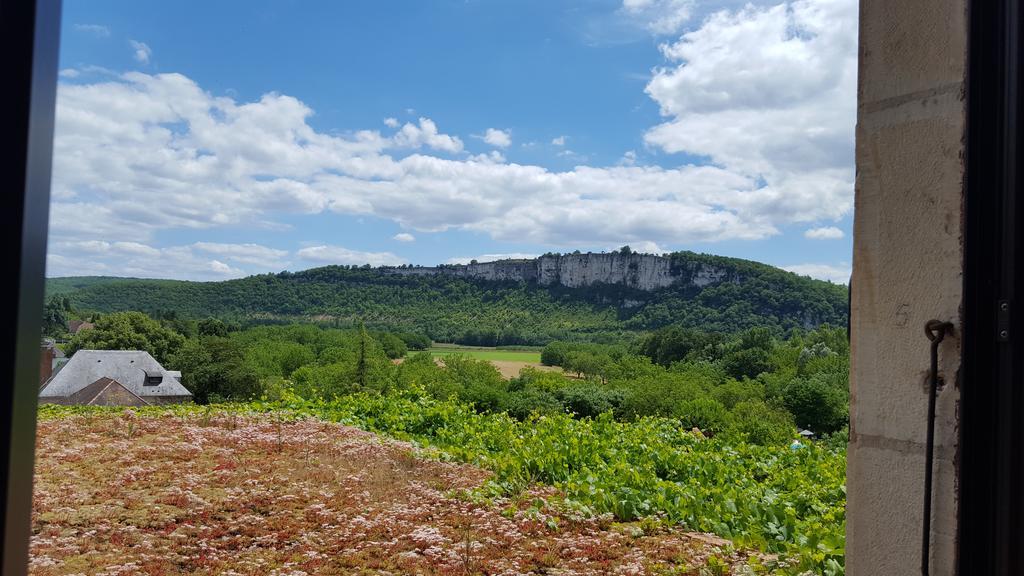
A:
47 250 847 345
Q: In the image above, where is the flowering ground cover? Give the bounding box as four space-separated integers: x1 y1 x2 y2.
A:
32 410 764 575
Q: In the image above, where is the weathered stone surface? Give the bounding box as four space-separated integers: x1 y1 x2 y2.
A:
384 253 737 292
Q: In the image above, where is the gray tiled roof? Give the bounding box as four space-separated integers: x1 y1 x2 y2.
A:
39 350 192 399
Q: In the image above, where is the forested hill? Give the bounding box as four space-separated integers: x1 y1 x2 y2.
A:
47 251 848 345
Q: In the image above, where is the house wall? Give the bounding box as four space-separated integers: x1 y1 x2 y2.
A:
847 1 967 575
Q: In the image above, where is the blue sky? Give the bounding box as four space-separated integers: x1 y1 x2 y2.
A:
49 0 855 282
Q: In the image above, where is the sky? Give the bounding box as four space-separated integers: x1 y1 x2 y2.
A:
48 0 856 283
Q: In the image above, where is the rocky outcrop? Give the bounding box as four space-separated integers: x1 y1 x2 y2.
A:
384 253 737 292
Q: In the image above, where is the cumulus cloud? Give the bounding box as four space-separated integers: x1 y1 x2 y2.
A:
50 30 854 277
296 245 406 267
191 242 289 267
46 240 254 280
129 40 152 64
383 117 399 128
621 0 695 34
447 253 538 265
479 128 512 148
551 135 567 146
619 240 666 254
391 117 463 153
643 0 856 225
74 23 110 37
392 232 416 242
783 262 851 284
804 226 844 240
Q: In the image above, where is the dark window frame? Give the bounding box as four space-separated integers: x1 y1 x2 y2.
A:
959 0 1024 573
0 0 61 572
1 0 1021 573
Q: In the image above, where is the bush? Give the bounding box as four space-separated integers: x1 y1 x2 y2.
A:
675 397 731 436
712 379 765 409
617 374 706 420
505 388 563 420
556 383 625 418
725 400 795 446
170 337 262 403
783 374 849 434
720 347 775 380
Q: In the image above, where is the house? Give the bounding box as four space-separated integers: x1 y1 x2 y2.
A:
38 350 192 406
38 340 66 386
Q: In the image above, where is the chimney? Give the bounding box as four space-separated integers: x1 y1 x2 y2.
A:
39 345 54 387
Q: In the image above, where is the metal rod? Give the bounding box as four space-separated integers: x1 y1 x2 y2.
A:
923 320 953 576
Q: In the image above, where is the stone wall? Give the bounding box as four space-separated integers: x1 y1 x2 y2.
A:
847 1 967 575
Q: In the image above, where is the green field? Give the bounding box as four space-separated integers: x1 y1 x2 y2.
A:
427 344 542 363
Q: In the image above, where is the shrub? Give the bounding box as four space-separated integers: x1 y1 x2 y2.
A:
556 383 625 418
784 374 849 434
675 397 731 436
505 388 563 420
725 400 795 446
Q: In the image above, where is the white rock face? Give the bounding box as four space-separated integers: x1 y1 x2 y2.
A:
385 253 735 292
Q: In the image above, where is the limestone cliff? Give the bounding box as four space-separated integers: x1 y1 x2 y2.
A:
383 252 738 292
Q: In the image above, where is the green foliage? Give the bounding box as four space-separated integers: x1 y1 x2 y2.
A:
638 326 722 366
676 397 731 436
725 400 796 446
721 347 775 380
784 374 849 434
197 317 231 337
42 297 71 338
131 390 842 574
47 251 848 343
67 311 186 364
555 382 625 418
169 337 262 403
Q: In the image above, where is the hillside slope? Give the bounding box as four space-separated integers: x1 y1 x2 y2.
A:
47 251 847 344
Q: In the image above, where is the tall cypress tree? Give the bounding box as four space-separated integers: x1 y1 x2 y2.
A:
356 320 369 390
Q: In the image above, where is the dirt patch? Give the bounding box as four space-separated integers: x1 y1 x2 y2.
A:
392 357 564 379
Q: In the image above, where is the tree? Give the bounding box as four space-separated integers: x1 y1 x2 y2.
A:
720 348 775 380
41 297 70 337
783 374 849 434
170 337 262 403
67 311 185 364
725 400 795 446
198 318 230 337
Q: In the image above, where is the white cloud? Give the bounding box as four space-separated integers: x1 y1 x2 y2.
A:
447 253 538 265
129 40 152 64
45 239 255 280
191 242 289 267
480 128 512 148
50 64 853 276
617 240 665 254
59 69 81 79
619 150 638 166
783 262 851 284
392 117 463 153
551 135 567 146
643 0 856 226
392 232 416 242
804 226 844 240
383 117 399 128
296 245 406 267
74 23 110 37
621 0 695 35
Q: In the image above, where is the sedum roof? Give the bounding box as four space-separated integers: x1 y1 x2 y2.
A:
39 350 192 399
